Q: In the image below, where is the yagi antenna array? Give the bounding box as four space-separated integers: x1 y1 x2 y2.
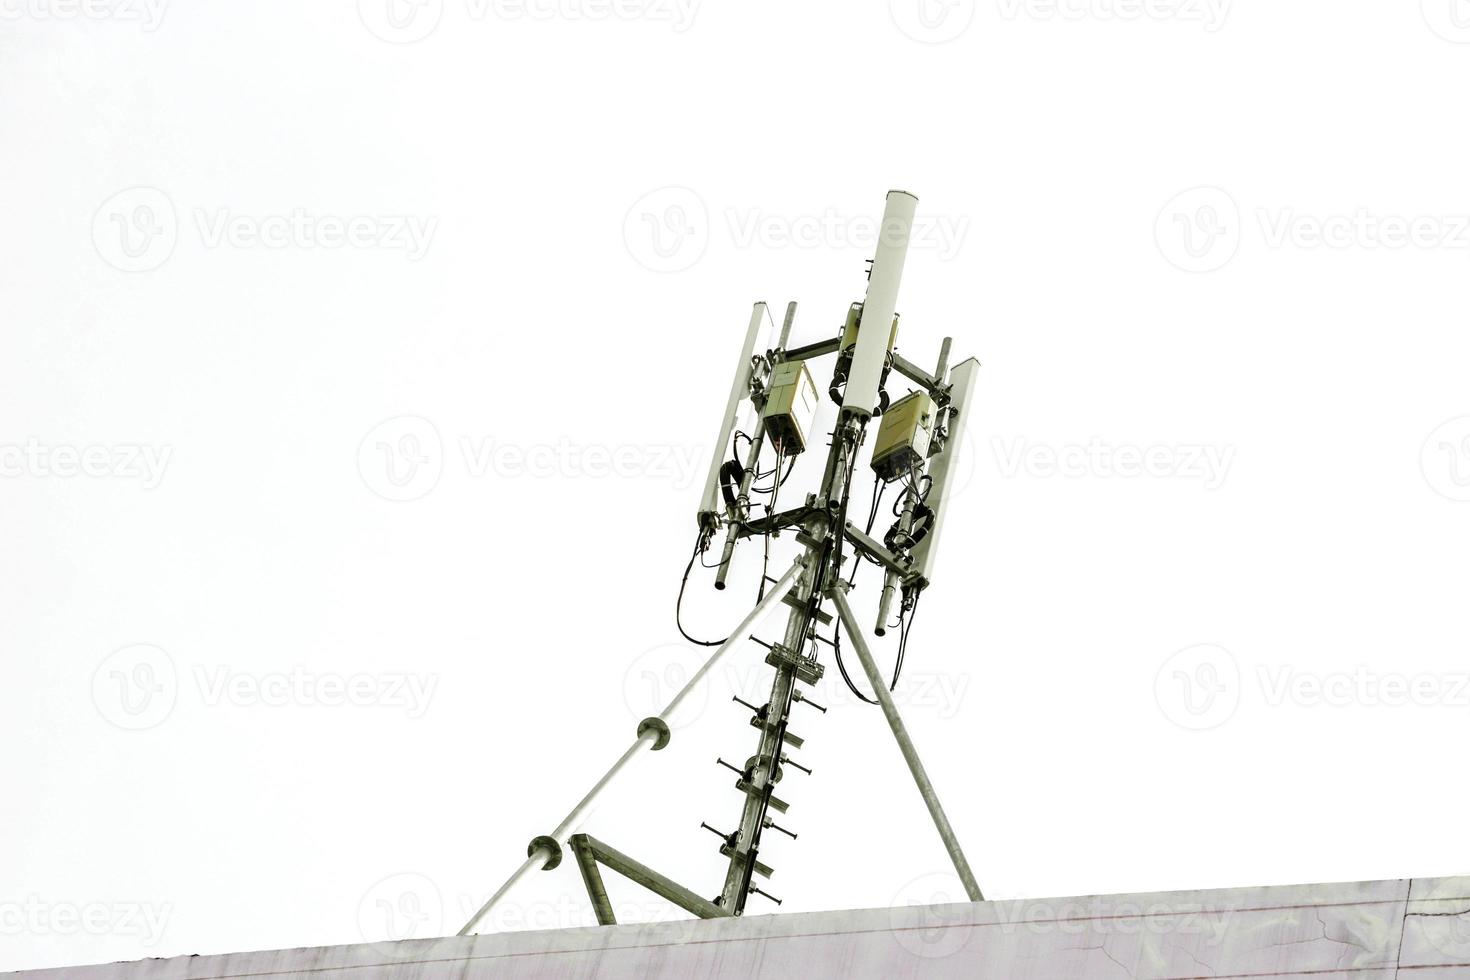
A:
461 191 982 933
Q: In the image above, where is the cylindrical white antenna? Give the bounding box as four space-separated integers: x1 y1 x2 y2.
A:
842 189 917 417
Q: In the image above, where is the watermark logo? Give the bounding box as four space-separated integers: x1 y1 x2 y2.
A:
826 670 971 718
358 417 706 501
193 209 436 260
93 188 437 271
358 873 700 956
92 644 178 731
1159 187 1470 272
1155 187 1240 273
623 643 707 730
479 0 700 30
890 0 976 42
1154 644 1239 730
624 186 708 273
459 436 702 485
0 0 168 30
887 872 977 958
359 0 699 40
193 666 437 717
1422 0 1470 42
991 893 1234 945
0 898 173 946
717 662 971 720
358 416 445 502
358 873 444 958
726 207 970 262
625 189 973 272
92 187 177 273
933 425 980 502
624 644 971 734
93 647 438 728
996 0 1230 31
1257 666 1470 709
1155 651 1470 728
1257 209 1470 251
1422 417 1470 502
357 0 444 43
993 437 1234 489
0 439 172 489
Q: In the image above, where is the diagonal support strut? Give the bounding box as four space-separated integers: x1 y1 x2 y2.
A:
569 834 731 923
826 584 984 902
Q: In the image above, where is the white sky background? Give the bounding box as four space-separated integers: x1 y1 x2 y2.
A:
3 0 1470 971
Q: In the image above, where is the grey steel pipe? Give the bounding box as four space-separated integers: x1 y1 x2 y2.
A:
874 572 899 637
827 586 984 902
933 336 952 387
778 301 798 350
714 420 768 590
458 555 808 935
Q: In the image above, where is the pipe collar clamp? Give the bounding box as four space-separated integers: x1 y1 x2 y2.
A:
638 716 672 751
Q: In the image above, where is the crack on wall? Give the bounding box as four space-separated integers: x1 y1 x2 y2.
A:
1176 945 1218 977
1061 939 1134 978
1393 877 1413 979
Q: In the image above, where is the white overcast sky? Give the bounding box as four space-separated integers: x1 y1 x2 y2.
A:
3 0 1469 972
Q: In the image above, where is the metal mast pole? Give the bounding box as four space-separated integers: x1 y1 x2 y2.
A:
715 190 921 913
715 415 862 912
